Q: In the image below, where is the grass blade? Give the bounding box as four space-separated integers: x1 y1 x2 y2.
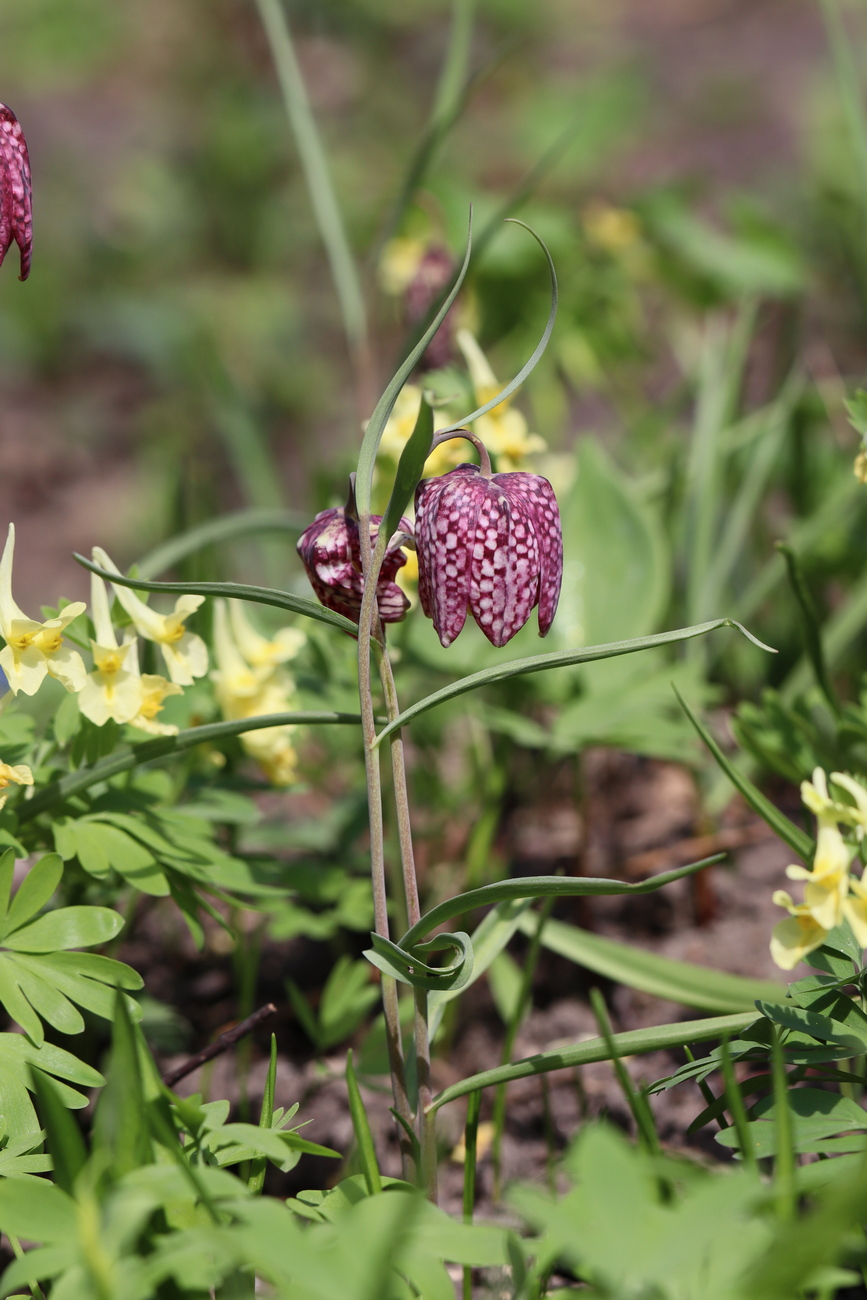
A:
346 1048 382 1195
429 1013 757 1112
255 0 367 354
673 685 814 862
590 987 659 1154
777 542 841 715
373 619 774 747
519 912 781 1013
74 554 358 637
770 1025 795 1218
249 1033 278 1194
462 1086 482 1300
719 1036 756 1170
20 711 364 821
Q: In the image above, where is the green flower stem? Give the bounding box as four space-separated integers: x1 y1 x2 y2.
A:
356 519 416 1179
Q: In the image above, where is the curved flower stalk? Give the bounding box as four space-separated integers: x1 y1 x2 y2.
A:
296 503 412 626
378 386 466 481
456 329 546 471
415 462 563 648
92 546 208 686
0 104 32 281
79 567 182 734
0 524 86 696
771 768 867 969
0 759 32 809
212 600 300 786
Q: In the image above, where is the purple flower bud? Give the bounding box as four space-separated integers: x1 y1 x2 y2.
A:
0 105 32 281
297 507 413 626
415 464 563 648
405 245 456 370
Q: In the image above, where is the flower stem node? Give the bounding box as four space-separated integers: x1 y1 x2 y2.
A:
297 506 413 626
0 104 32 281
414 463 563 648
0 524 86 695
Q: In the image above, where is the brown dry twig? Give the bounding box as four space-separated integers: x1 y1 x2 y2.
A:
162 1003 278 1088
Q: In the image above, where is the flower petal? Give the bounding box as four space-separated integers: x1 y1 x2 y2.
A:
415 466 485 647
0 105 32 281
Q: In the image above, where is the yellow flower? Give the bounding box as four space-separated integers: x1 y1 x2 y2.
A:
228 600 305 671
0 524 86 696
582 201 642 253
844 874 867 948
830 771 867 839
396 547 419 604
376 385 465 481
129 674 183 736
211 601 299 787
93 546 208 686
0 760 33 811
855 450 867 484
78 573 144 727
379 236 427 297
771 890 829 970
784 819 854 931
456 329 546 472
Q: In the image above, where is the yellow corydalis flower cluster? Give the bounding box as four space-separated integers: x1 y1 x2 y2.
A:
0 524 87 696
0 760 33 811
211 599 305 787
78 568 183 735
771 768 867 970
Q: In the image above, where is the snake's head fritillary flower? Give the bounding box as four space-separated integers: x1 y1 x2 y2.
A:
415 463 563 648
297 506 413 626
0 105 32 281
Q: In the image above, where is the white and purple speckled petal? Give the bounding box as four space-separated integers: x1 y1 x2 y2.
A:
470 483 540 647
297 507 412 626
415 465 487 647
497 473 562 636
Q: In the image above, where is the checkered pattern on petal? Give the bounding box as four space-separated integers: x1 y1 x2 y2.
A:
415 465 487 647
0 105 31 281
497 473 563 635
470 481 542 648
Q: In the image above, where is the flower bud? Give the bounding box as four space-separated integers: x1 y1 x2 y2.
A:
415 464 562 648
297 506 413 626
0 105 32 281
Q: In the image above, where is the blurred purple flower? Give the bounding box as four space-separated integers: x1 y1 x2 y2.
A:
0 104 32 281
297 507 412 626
405 245 456 370
415 464 562 648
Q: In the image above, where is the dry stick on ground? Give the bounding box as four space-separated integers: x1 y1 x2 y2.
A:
162 1003 278 1088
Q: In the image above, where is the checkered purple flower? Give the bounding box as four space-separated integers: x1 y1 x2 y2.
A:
0 105 32 281
297 506 412 626
415 464 563 648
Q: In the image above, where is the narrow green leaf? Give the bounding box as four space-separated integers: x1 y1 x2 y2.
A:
719 1036 756 1169
3 856 63 937
93 992 151 1178
355 213 473 517
673 685 813 862
436 219 558 435
346 1048 382 1195
23 711 364 822
590 987 659 1154
756 1000 867 1052
373 620 773 748
0 848 15 925
74 554 358 636
364 930 474 993
429 1013 756 1112
8 962 84 1036
382 392 434 542
428 899 532 1038
770 1025 795 1218
250 1033 279 1194
519 913 782 1013
777 543 840 716
30 1069 87 1196
400 855 725 950
0 961 44 1043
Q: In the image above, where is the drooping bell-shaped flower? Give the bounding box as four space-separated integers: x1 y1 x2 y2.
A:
0 105 32 281
297 506 412 626
415 463 563 648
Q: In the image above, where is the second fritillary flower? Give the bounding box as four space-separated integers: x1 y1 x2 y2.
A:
0 104 32 281
297 506 413 626
415 463 563 648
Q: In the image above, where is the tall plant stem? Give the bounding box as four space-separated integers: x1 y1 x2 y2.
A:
355 527 414 1178
375 622 437 1200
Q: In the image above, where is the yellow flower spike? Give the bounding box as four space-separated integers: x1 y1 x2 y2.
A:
129 673 182 736
800 767 833 817
0 524 86 696
78 572 144 728
228 599 305 671
456 329 547 472
770 899 829 970
785 818 853 931
0 759 33 811
211 601 270 707
92 546 208 687
830 772 867 838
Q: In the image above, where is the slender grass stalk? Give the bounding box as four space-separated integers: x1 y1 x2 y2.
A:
819 0 867 220
491 899 553 1201
684 1044 728 1130
462 1088 482 1300
255 0 373 409
770 1026 795 1219
590 988 660 1155
7 1233 45 1300
719 1037 756 1170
